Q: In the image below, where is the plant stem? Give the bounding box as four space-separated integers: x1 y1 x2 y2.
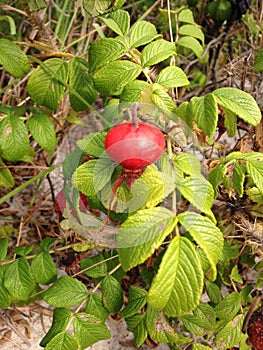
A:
132 102 138 127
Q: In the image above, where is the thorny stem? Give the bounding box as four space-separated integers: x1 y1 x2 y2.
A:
166 136 177 215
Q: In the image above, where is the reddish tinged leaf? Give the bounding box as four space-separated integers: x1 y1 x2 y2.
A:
55 189 87 216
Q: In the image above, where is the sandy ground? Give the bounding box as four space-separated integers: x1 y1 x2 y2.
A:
1 309 170 350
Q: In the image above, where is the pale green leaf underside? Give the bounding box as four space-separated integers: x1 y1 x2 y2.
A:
27 58 68 110
156 66 190 88
212 87 261 126
178 211 223 281
179 24 204 45
93 60 142 96
141 39 176 67
118 207 177 271
178 9 195 24
148 236 203 317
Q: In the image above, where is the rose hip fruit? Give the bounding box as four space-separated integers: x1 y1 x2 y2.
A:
247 305 263 350
104 122 166 171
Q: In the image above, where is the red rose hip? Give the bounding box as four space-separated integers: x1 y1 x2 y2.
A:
104 122 166 170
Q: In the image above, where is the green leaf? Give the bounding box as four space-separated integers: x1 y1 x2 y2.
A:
100 9 130 36
133 316 148 347
129 20 160 48
126 313 145 331
254 48 263 72
120 286 147 318
88 38 127 73
192 344 212 349
148 236 204 317
45 332 78 350
0 238 8 260
28 111 56 153
205 281 222 304
71 160 98 197
74 313 111 349
40 308 72 347
101 275 123 313
13 245 34 256
120 80 150 102
178 9 195 23
40 237 56 251
215 314 244 348
146 305 191 344
0 281 11 308
156 66 189 88
150 89 177 114
82 0 124 16
212 87 261 126
246 160 263 193
4 257 36 301
76 131 107 158
42 276 88 307
63 147 84 180
80 254 108 278
27 0 47 11
208 162 227 192
0 158 14 188
190 94 218 137
224 108 237 137
141 39 176 67
179 24 204 45
230 265 243 284
0 38 30 78
0 115 29 162
177 36 203 58
31 252 57 285
178 212 223 281
232 161 246 196
72 158 115 196
85 294 109 322
93 60 142 96
177 178 215 217
27 58 68 110
214 292 242 323
69 58 97 111
174 153 202 178
182 303 216 334
118 207 177 271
